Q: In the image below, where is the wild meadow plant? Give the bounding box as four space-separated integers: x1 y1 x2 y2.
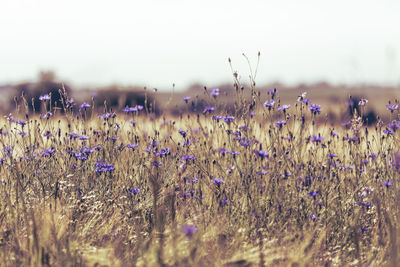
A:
1 66 400 266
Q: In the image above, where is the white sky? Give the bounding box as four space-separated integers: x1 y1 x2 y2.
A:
1 0 400 90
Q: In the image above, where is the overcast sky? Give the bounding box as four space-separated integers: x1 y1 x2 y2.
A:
1 0 399 90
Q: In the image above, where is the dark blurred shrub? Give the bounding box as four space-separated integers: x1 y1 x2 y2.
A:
347 95 377 126
13 71 71 113
92 86 159 114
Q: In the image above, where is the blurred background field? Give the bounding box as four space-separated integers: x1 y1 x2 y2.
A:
1 70 399 124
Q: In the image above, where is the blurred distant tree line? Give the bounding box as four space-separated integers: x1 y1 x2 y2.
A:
10 71 157 114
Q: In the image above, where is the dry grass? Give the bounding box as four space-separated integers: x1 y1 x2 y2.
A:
0 73 400 267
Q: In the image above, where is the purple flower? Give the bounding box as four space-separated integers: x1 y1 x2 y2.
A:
66 98 74 108
42 112 53 119
382 180 393 188
310 214 317 221
180 225 197 238
388 120 400 131
149 140 159 147
210 88 219 98
182 155 196 161
5 113 15 123
17 120 27 126
18 132 27 136
80 147 94 154
223 116 235 124
386 103 398 112
218 148 230 155
95 162 115 173
268 89 277 96
178 129 188 138
151 161 162 167
78 135 89 141
239 138 253 147
99 112 115 120
123 107 136 113
39 94 50 101
182 96 191 103
308 191 319 199
263 99 275 108
93 145 101 151
127 144 139 150
130 120 136 125
328 153 337 158
254 150 269 160
302 98 311 105
2 146 13 157
277 104 291 111
312 135 323 143
130 188 140 195
212 178 225 186
309 104 321 115
369 153 378 159
383 128 394 135
43 130 52 137
80 102 90 109
219 196 228 207
356 201 372 209
275 120 286 127
69 132 79 139
203 106 215 113
157 148 170 156
212 115 224 121
41 148 56 157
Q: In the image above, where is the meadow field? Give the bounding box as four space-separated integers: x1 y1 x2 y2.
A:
1 79 400 266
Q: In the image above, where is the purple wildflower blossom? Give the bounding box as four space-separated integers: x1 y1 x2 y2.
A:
127 144 139 150
203 106 215 113
254 150 269 160
178 129 188 138
39 94 50 101
181 225 197 238
263 99 275 108
308 191 319 199
278 104 291 111
382 180 393 188
212 115 224 121
212 178 225 186
210 88 219 98
386 103 398 112
223 116 235 124
151 161 162 167
95 162 115 173
182 96 191 103
80 102 90 109
17 120 27 126
78 135 89 141
309 104 321 115
43 131 52 137
182 155 196 161
275 120 286 127
312 135 323 143
42 112 53 119
130 188 140 195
